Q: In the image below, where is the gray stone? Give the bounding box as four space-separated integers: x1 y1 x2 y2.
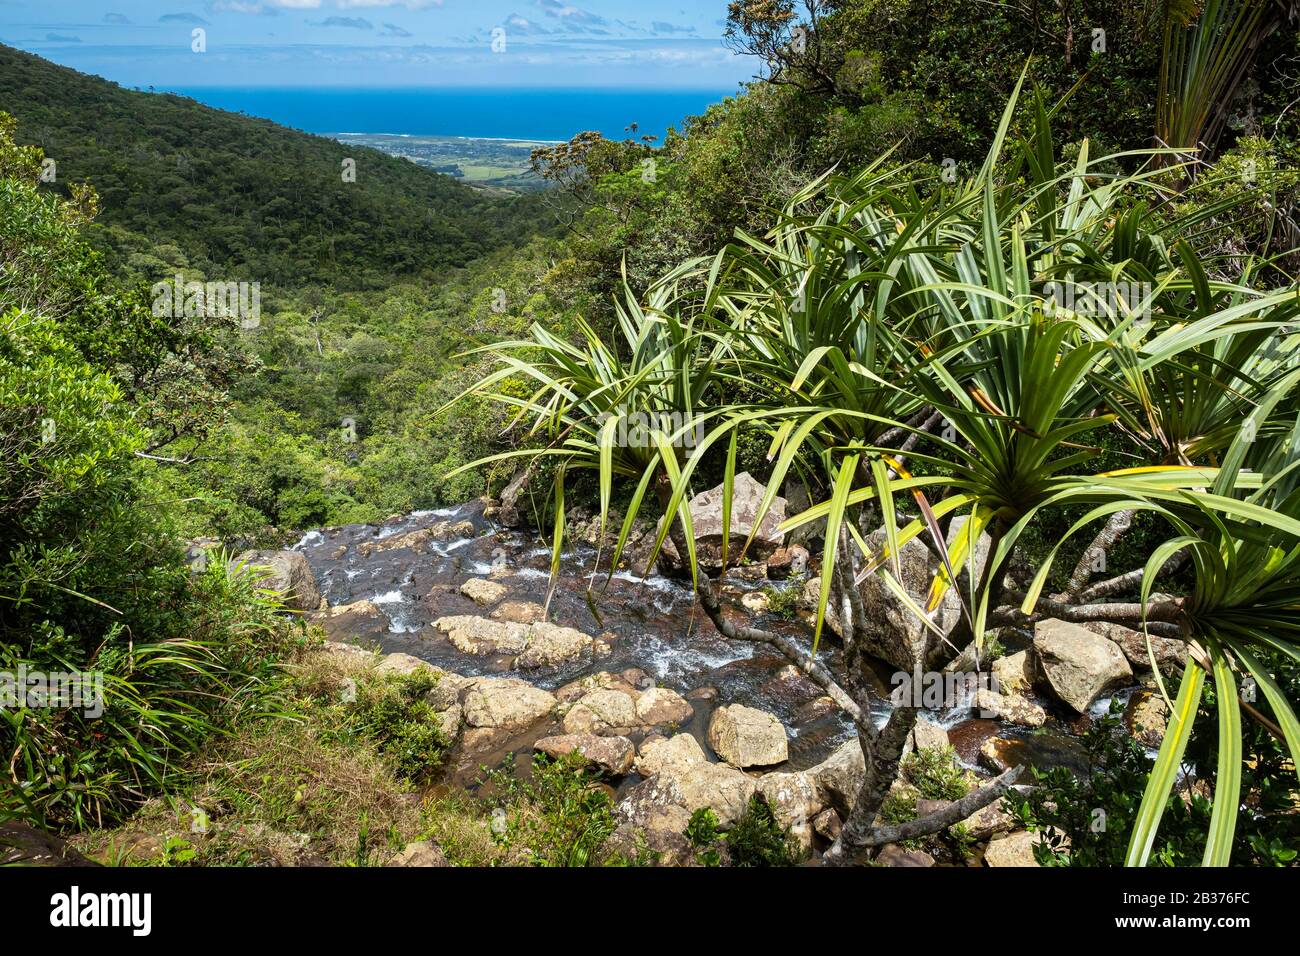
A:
1034 618 1134 712
707 704 789 768
232 549 322 612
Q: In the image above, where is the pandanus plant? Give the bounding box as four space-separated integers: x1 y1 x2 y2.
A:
450 79 1300 865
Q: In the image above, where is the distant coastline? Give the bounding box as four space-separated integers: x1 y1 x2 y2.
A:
166 86 735 143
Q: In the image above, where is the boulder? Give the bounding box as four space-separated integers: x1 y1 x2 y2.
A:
1034 619 1134 713
955 801 1016 842
812 807 842 842
515 621 594 670
434 616 596 670
460 578 507 607
232 549 322 612
612 776 695 866
755 771 823 854
908 716 950 753
707 704 789 768
0 822 98 867
534 733 635 776
668 761 757 827
460 677 556 747
974 688 1047 728
635 733 708 778
991 650 1034 694
807 738 865 818
983 830 1048 867
979 733 1091 778
497 469 531 528
491 601 547 624
741 591 771 614
375 652 435 678
312 599 389 641
827 515 990 670
662 472 786 574
1086 621 1187 673
556 670 640 703
1125 689 1169 749
435 615 529 655
561 687 639 735
635 687 694 727
388 841 448 867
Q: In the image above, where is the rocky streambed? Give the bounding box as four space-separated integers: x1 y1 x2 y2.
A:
239 482 1182 865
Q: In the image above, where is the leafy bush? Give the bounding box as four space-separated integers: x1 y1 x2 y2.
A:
482 753 618 867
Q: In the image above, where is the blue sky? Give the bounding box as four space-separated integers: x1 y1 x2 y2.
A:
0 0 753 88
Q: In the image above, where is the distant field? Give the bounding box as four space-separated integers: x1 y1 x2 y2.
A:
333 133 551 193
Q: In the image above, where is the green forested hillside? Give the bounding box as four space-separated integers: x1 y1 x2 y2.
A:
0 43 551 289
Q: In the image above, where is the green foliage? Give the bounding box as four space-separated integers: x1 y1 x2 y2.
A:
483 753 619 867
901 746 973 802
324 670 451 785
724 796 799 867
1005 694 1300 867
684 798 798 867
685 806 724 866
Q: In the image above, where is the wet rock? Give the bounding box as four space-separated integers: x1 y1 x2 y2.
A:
556 671 639 704
1034 619 1134 713
232 549 322 612
534 733 635 776
1125 689 1169 749
515 622 594 670
435 615 529 655
635 733 708 778
794 695 840 724
1086 621 1187 673
562 687 638 735
979 733 1091 778
707 704 789 768
983 830 1049 867
974 688 1046 728
491 600 547 624
312 599 389 641
460 578 507 607
946 718 998 767
876 844 935 867
635 687 694 727
766 545 809 580
741 591 771 614
826 515 989 670
388 841 448 867
807 738 864 818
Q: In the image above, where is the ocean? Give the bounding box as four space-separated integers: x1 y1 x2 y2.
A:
166 87 736 142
